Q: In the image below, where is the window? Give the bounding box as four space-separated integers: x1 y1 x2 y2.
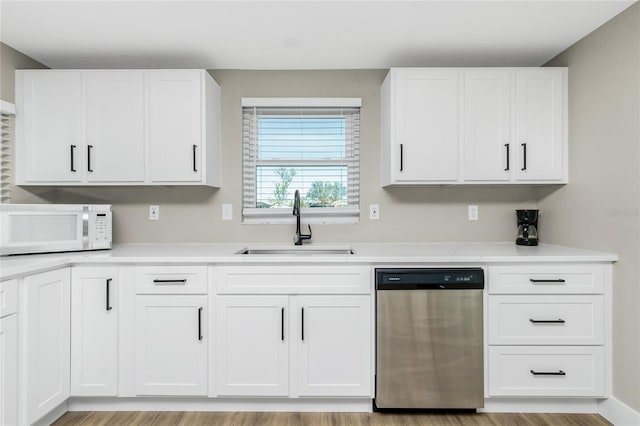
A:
242 98 360 224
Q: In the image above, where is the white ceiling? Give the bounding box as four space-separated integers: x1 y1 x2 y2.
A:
0 0 636 70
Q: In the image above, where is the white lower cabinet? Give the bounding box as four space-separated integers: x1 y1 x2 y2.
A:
215 295 289 396
21 268 71 425
296 295 371 396
488 346 605 397
1 279 18 426
487 264 609 399
215 294 371 398
71 267 119 396
135 295 207 396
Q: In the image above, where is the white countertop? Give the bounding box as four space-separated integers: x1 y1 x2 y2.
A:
0 242 618 281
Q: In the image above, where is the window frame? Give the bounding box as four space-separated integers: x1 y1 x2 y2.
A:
241 98 361 224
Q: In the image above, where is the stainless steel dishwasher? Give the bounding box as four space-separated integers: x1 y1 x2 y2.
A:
375 268 484 410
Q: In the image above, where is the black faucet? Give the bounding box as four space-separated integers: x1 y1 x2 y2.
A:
292 189 312 245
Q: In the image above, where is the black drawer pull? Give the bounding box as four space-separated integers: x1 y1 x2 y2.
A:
198 307 203 341
152 279 187 284
193 145 198 172
301 307 305 341
530 278 566 283
530 369 566 376
530 319 565 324
399 144 404 172
521 143 527 171
281 307 285 341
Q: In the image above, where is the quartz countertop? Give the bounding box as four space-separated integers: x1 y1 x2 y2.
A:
0 242 618 280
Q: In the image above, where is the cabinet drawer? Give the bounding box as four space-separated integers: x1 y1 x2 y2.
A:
488 346 605 397
489 265 604 294
0 279 18 317
488 295 603 345
215 266 370 294
135 266 207 294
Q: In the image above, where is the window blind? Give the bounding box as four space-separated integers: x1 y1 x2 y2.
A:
242 104 360 224
0 101 16 204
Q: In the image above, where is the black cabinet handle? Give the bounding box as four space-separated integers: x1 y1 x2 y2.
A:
193 145 197 172
530 278 566 283
152 279 187 284
301 307 305 341
70 145 77 172
530 369 566 376
281 307 285 341
106 278 112 311
198 307 203 341
87 145 93 172
530 319 565 324
399 144 404 172
504 143 510 171
521 143 527 171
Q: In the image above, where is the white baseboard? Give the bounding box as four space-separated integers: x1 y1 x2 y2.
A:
481 398 598 413
598 397 640 426
67 397 373 413
33 401 68 426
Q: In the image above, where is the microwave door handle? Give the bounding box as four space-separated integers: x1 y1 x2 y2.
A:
82 207 90 250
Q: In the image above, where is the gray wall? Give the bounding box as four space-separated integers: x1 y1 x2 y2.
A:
540 3 640 411
7 68 537 243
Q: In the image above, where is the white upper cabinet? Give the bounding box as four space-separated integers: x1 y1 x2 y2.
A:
515 69 566 181
381 67 567 185
84 71 145 183
17 71 83 183
15 69 221 186
382 69 460 183
147 71 202 183
463 70 512 182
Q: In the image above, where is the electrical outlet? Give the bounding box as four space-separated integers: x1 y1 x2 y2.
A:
149 205 160 221
370 204 380 220
222 203 233 221
468 205 479 221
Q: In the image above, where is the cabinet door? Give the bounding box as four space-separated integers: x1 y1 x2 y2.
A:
515 69 565 181
71 267 118 396
146 71 202 183
394 70 459 182
463 70 512 181
215 296 289 396
85 72 145 182
135 295 207 395
19 71 83 183
295 295 371 396
0 315 18 426
22 268 70 425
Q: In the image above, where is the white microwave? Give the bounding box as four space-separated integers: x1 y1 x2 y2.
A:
0 204 112 256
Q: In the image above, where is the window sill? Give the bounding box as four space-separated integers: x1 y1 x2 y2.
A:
242 207 359 225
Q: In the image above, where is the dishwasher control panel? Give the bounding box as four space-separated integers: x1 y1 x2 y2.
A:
375 268 484 290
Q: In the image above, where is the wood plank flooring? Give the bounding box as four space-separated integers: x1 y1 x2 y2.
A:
52 411 613 426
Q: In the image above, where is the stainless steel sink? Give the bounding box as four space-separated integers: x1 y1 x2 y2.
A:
236 246 354 255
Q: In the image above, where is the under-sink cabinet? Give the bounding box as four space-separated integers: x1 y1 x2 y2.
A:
486 264 610 397
213 266 372 398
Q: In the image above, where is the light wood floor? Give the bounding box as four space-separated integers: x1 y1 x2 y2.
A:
52 411 613 426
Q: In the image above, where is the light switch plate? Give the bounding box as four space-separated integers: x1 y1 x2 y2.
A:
149 205 160 221
222 203 233 220
468 205 479 221
370 204 380 220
